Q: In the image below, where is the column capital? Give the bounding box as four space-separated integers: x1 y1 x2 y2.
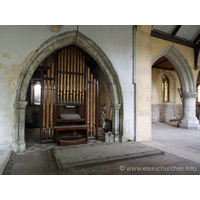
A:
111 104 121 110
14 100 28 109
182 92 197 99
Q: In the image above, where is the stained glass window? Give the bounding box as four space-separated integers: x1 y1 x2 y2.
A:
162 75 169 102
33 81 41 105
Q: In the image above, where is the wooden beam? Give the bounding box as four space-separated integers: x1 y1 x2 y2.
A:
194 44 200 69
193 33 200 44
194 33 200 69
151 30 195 48
171 25 182 36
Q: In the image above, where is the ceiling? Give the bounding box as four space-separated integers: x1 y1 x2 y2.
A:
152 25 200 43
151 25 200 68
152 56 174 70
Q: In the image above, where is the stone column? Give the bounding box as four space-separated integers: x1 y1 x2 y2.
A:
111 104 121 142
179 93 200 130
14 100 28 152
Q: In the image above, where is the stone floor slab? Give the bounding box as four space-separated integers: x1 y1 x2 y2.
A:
52 142 164 169
140 141 200 164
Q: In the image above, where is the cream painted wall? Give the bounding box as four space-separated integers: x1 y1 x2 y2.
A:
152 68 182 104
0 25 134 148
152 69 161 104
151 36 200 84
135 25 152 141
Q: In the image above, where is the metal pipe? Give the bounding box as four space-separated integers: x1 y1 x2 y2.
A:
46 69 50 139
73 47 76 103
57 53 61 103
63 48 67 103
43 74 46 140
50 63 54 139
60 49 64 103
67 47 70 103
76 49 80 103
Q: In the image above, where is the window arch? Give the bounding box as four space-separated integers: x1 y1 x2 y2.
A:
33 81 41 105
162 75 169 102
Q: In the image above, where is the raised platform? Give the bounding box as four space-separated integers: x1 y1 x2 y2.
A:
0 149 11 175
51 142 164 170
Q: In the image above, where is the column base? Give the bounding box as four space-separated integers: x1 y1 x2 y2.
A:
17 142 26 152
114 134 123 142
11 143 18 152
103 133 123 142
104 133 110 143
114 134 119 142
178 123 200 130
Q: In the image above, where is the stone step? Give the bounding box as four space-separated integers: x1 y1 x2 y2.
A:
51 142 165 170
0 149 11 175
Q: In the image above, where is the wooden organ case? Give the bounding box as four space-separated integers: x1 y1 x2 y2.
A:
40 45 99 146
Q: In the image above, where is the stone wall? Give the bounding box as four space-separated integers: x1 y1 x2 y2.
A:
163 103 175 122
175 104 183 120
152 104 162 123
152 103 183 122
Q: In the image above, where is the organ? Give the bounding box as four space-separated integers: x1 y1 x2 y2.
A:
40 45 98 145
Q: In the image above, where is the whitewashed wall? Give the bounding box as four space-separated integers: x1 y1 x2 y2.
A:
0 25 134 149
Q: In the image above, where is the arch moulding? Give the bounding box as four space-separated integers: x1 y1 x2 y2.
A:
152 45 200 130
13 30 123 152
152 45 196 94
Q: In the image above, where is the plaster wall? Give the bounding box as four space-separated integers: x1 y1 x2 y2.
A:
80 26 134 140
152 68 182 104
0 25 77 148
0 25 134 149
152 68 183 122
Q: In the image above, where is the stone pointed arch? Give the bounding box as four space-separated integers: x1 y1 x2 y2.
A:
13 30 123 152
152 45 200 130
152 45 195 94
